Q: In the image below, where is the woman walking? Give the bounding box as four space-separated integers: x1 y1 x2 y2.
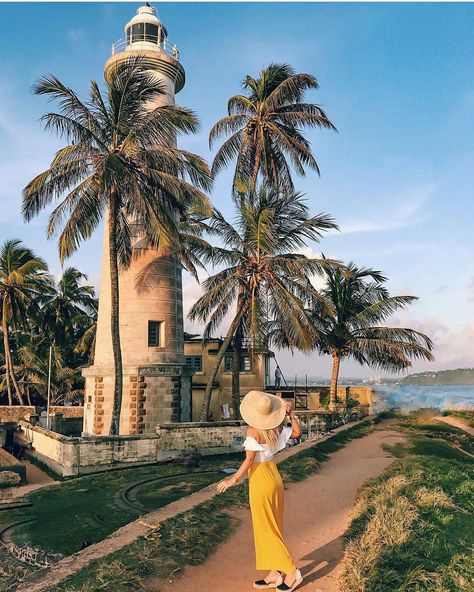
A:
217 390 303 590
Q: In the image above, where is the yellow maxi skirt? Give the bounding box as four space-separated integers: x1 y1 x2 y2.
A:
248 460 296 574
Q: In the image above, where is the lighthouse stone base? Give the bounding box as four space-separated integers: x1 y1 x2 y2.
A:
82 364 193 436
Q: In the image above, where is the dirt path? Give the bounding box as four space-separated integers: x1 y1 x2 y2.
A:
25 421 365 592
147 430 404 592
436 415 474 436
1 460 57 503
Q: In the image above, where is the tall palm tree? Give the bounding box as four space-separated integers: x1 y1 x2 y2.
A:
310 263 434 409
209 63 336 407
189 186 338 420
209 63 336 193
38 267 96 360
23 58 212 434
0 239 48 405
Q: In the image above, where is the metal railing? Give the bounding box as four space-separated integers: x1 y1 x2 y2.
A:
111 37 180 61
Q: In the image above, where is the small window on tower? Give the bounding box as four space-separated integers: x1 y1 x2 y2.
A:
148 321 162 347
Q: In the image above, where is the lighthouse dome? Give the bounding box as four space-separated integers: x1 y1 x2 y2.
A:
125 4 169 51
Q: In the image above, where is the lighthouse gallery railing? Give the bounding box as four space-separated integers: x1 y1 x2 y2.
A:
111 37 180 61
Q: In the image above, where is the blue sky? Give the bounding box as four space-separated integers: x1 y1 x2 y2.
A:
1 2 474 379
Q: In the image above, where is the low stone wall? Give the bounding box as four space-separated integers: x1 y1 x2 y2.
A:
0 406 36 423
19 422 79 477
0 406 83 424
316 386 375 409
50 406 84 418
0 448 26 483
19 420 246 477
156 421 245 456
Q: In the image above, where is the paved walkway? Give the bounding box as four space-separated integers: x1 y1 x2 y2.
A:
147 430 403 592
436 415 474 436
24 421 367 592
9 460 56 500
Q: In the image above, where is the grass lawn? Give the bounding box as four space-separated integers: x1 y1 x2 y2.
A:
340 415 474 592
399 415 474 456
2 454 242 556
42 420 372 592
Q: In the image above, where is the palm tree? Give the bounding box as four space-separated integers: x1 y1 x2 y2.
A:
189 186 338 420
38 267 96 361
23 58 212 434
310 263 435 410
0 239 48 405
17 336 82 406
209 63 336 407
209 63 336 193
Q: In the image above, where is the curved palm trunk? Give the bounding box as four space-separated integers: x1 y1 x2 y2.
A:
201 310 244 422
25 385 32 406
2 309 13 406
231 321 242 420
108 195 124 436
329 351 340 411
8 350 24 405
2 307 24 405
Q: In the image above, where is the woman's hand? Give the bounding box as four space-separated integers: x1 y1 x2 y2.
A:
285 401 294 416
216 476 237 493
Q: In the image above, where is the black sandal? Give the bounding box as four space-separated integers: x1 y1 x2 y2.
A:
276 569 303 591
253 573 283 589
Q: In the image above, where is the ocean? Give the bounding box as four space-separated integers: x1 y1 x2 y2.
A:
372 384 474 412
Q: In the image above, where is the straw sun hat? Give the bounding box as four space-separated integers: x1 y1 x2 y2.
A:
240 390 287 430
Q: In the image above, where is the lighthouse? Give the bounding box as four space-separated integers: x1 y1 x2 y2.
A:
82 4 191 436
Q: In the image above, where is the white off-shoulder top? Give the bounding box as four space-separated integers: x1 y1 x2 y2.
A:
243 426 294 463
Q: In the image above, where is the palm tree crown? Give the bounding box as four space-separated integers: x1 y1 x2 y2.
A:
38 267 97 355
23 58 212 263
209 63 336 193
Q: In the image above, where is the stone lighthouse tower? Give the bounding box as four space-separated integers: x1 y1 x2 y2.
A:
82 4 191 436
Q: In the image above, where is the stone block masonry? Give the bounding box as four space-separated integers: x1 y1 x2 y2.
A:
19 420 246 477
0 406 36 423
82 365 193 436
0 448 26 483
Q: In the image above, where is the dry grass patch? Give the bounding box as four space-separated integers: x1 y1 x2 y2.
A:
340 427 474 592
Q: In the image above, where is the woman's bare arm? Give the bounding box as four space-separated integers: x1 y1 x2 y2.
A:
216 449 256 492
286 403 302 439
216 427 261 493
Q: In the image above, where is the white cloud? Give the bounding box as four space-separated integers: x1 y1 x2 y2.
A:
0 86 60 224
337 182 438 235
389 311 474 372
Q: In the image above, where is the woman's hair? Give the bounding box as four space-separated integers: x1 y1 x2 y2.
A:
257 424 283 450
